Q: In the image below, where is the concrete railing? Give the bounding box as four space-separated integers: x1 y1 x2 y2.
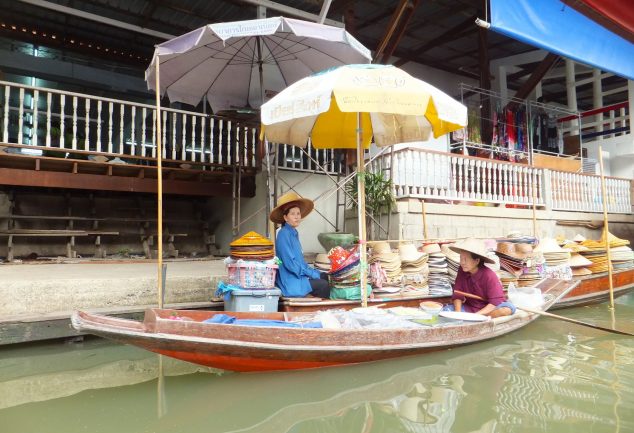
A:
372 147 632 214
0 80 259 168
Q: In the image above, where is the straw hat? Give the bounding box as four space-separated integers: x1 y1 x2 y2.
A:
422 243 441 254
269 191 314 224
450 238 495 264
536 238 568 253
496 242 531 260
569 253 593 267
399 244 425 262
572 267 592 276
573 234 586 243
372 241 393 255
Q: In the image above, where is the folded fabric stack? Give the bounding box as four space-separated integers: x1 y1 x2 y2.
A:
441 244 460 284
229 231 274 261
422 243 452 295
535 237 572 280
313 253 331 272
397 244 429 291
369 241 403 287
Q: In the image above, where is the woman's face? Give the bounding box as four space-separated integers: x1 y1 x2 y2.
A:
283 206 302 228
459 251 480 274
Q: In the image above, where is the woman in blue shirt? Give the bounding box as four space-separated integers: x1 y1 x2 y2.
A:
270 191 330 298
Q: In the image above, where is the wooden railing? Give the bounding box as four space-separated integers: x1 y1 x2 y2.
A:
0 80 259 168
372 148 631 214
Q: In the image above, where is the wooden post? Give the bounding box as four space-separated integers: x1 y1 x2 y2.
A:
155 60 164 309
420 199 428 239
357 113 369 308
598 146 615 310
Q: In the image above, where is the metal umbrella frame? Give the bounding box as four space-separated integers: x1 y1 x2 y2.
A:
261 64 468 306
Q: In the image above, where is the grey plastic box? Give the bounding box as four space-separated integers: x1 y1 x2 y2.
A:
225 288 282 312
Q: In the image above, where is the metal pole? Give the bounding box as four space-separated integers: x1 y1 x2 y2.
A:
154 60 164 309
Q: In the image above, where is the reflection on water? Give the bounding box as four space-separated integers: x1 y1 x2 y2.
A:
1 296 633 433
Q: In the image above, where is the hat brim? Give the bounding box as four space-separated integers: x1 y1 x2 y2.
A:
449 245 495 264
269 198 314 224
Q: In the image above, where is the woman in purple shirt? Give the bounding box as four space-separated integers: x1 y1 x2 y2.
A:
448 238 515 318
270 191 330 298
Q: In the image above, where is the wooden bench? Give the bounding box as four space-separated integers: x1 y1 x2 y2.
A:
0 229 119 261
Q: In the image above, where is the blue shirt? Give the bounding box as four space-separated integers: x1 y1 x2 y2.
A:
275 224 321 297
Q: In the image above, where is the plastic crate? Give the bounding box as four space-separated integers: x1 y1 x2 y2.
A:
225 288 281 312
226 262 278 289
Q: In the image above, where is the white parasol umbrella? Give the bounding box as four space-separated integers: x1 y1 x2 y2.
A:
146 18 371 308
146 16 372 113
261 64 468 306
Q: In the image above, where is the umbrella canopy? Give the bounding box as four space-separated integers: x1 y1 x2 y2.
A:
261 64 467 306
145 17 372 113
261 64 468 149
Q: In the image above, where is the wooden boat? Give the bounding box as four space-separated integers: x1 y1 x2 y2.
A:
552 267 634 309
71 278 577 372
281 267 634 312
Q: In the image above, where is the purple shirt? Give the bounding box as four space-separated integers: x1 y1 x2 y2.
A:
452 266 505 313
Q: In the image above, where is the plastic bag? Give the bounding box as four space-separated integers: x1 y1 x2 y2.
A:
507 282 544 309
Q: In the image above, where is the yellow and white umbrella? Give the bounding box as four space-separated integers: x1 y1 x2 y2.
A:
261 64 467 306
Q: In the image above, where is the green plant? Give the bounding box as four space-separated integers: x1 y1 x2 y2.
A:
345 171 395 239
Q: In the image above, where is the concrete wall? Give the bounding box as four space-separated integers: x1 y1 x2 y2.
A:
345 199 634 246
212 169 343 256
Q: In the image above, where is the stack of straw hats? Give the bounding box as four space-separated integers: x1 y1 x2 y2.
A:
535 238 571 266
568 252 593 276
398 244 429 289
495 242 534 276
229 231 274 261
313 253 331 272
441 244 460 284
423 243 452 295
579 232 632 273
369 242 403 286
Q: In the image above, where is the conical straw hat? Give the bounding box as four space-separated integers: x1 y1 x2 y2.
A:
450 238 495 264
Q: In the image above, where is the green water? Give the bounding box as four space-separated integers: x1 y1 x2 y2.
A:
1 296 633 433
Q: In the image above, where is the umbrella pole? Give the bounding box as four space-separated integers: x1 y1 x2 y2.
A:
356 112 369 307
154 60 164 308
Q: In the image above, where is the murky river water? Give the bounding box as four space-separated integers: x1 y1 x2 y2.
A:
1 295 633 433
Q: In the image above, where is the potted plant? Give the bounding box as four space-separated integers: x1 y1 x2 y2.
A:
345 171 396 240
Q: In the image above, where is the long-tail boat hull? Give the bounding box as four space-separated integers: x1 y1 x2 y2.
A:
72 279 577 372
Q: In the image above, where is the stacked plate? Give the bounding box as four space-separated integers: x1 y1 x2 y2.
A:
423 243 452 296
369 242 403 286
229 231 274 261
398 244 429 289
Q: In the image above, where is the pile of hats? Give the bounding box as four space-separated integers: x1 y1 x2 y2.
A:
579 232 634 273
495 241 543 287
495 241 534 276
328 246 362 291
369 242 403 287
534 238 572 280
229 231 274 261
313 253 331 272
398 243 429 289
441 244 460 284
422 243 453 295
